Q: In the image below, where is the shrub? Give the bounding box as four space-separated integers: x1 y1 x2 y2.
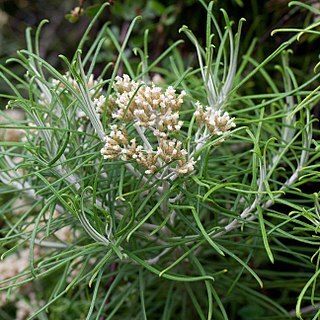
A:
0 1 320 319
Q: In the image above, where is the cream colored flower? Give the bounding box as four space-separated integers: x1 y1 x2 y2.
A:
100 75 195 177
108 75 185 138
195 101 236 135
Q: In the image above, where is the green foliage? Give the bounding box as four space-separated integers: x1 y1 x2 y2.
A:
1 1 320 319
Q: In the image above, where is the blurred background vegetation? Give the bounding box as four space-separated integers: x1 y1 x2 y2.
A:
0 1 318 63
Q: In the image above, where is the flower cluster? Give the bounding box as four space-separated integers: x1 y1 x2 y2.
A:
101 75 195 176
194 102 236 135
101 124 195 175
107 74 185 138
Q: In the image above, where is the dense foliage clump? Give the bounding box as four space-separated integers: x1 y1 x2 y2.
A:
1 1 320 319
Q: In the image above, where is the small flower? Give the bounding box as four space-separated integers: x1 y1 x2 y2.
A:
195 101 236 135
94 95 107 113
208 110 236 135
101 125 128 159
70 6 84 18
135 149 159 174
158 138 187 163
175 158 196 175
113 74 139 93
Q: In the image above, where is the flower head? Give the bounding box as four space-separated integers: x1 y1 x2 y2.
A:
100 75 196 177
107 75 185 138
195 101 236 135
